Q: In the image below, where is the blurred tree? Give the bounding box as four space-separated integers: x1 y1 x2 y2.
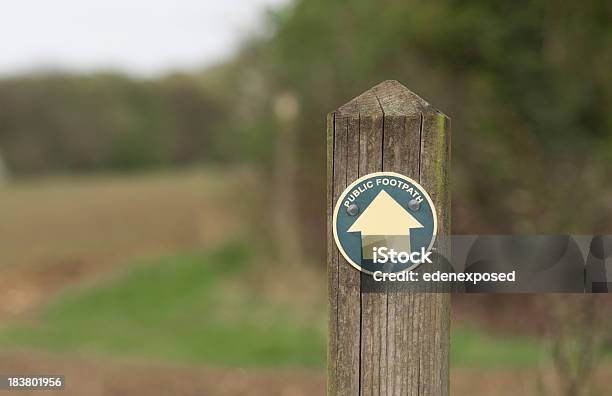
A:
538 295 611 396
0 73 226 175
227 0 612 254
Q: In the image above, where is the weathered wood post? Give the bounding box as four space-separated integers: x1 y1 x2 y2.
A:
273 92 302 266
327 80 451 395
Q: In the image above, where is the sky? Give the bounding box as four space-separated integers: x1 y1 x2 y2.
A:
0 0 289 77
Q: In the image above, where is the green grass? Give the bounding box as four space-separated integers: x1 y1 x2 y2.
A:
0 242 326 367
451 327 542 368
0 241 546 368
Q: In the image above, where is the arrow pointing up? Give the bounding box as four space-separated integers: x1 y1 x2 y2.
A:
348 190 423 235
348 189 423 261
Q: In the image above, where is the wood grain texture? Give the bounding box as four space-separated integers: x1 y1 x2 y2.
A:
327 80 451 395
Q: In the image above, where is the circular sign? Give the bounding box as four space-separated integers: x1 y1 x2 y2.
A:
333 172 437 274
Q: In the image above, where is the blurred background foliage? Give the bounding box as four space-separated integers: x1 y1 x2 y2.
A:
0 73 225 173
2 0 611 253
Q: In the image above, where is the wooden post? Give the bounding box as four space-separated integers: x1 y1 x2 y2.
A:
0 149 8 185
327 80 451 395
273 92 302 266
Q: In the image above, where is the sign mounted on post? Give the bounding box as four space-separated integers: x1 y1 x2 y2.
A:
333 171 437 275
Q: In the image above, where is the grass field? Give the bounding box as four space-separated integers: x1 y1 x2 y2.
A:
0 240 542 369
1 169 608 395
0 242 326 367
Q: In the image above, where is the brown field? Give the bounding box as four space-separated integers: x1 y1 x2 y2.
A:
2 351 611 396
0 169 252 320
0 351 325 396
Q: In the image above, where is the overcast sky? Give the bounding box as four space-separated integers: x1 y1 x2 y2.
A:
0 0 289 77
